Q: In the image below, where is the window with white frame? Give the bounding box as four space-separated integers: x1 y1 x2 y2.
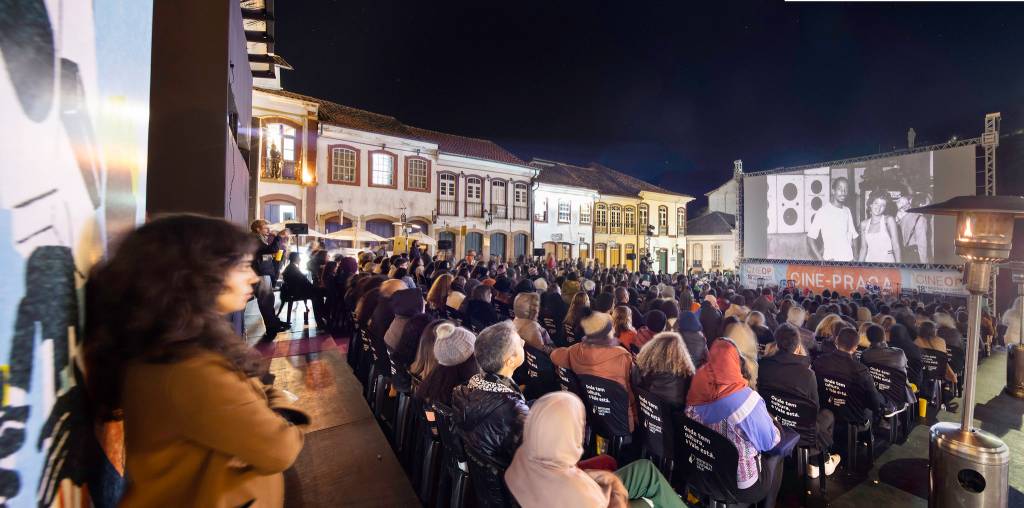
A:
677 207 686 235
558 200 571 223
492 180 506 204
693 243 703 261
535 198 548 222
595 204 608 226
330 146 357 184
658 206 668 234
371 152 395 186
440 173 456 199
624 206 635 233
407 158 429 191
609 205 622 233
467 178 482 202
514 183 528 205
638 204 649 231
580 203 591 224
712 244 722 267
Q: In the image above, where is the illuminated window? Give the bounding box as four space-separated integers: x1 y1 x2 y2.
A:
677 207 686 235
624 206 636 233
370 151 396 187
558 200 571 223
712 244 722 267
638 204 649 231
329 146 357 184
658 206 668 234
580 203 591 224
264 122 297 179
595 203 608 226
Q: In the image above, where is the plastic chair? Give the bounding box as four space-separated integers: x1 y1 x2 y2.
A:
413 400 442 506
634 388 678 479
676 415 749 507
540 316 564 347
464 444 519 508
562 321 578 345
759 388 828 501
863 363 913 444
575 374 632 460
816 372 875 474
520 345 561 400
433 402 470 508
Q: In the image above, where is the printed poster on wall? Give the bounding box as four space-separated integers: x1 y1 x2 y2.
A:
740 262 965 297
0 1 153 506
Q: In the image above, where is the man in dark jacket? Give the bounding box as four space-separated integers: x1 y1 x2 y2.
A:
860 323 915 407
451 321 529 468
759 324 835 452
812 328 885 426
250 220 288 336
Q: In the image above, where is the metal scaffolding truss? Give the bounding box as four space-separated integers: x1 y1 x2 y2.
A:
983 113 1001 310
734 159 744 261
741 136 981 177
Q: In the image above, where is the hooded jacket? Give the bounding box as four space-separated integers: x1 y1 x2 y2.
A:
451 373 530 468
550 337 636 430
383 288 425 350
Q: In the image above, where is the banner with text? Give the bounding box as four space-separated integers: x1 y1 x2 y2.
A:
740 262 965 296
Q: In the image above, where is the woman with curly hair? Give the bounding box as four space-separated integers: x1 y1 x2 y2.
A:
84 214 309 508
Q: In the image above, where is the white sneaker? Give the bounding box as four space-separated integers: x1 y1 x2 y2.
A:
807 454 841 478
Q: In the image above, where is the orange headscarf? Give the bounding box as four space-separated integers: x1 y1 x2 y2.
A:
686 338 748 406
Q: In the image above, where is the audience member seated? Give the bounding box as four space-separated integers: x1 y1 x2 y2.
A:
636 309 667 350
505 392 684 508
746 311 774 351
630 332 695 408
415 323 479 406
369 279 407 340
676 311 709 367
758 324 838 472
426 273 454 319
686 339 784 508
383 288 425 351
512 292 553 352
615 287 646 330
723 322 760 389
281 251 315 302
860 323 915 408
887 323 924 387
466 285 500 330
699 296 724 340
812 328 886 426
612 306 639 353
786 306 817 352
914 320 958 384
452 322 529 468
551 309 637 430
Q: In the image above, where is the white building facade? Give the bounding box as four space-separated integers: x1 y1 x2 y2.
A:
706 179 738 215
252 84 535 261
685 211 738 273
530 160 597 261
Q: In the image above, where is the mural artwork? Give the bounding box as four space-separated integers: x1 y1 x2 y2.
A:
0 0 153 506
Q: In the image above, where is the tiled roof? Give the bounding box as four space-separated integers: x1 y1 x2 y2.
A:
531 159 690 198
254 87 528 167
686 211 735 236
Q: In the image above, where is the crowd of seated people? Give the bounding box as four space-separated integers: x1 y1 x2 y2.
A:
296 247 989 508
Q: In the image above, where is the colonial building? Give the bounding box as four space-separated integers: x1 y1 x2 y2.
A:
685 211 737 273
530 160 598 261
251 68 534 260
530 160 693 274
706 178 738 216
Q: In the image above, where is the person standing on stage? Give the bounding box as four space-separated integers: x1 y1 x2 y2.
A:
806 177 858 261
857 193 902 263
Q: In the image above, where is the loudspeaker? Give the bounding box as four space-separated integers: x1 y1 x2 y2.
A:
533 248 545 256
775 174 804 234
438 240 453 250
285 223 309 235
803 168 829 232
626 253 636 260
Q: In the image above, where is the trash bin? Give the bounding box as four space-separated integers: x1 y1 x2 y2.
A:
929 422 1009 508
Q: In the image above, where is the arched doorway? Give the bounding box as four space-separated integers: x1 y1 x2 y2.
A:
625 244 636 271
608 243 621 268
365 219 395 239
490 232 507 261
324 216 353 248
579 243 589 261
465 232 483 257
514 233 529 260
594 243 607 267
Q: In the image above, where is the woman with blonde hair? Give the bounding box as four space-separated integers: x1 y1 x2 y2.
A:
611 306 638 352
630 332 695 407
723 321 760 389
814 314 845 342
513 292 553 351
426 273 454 318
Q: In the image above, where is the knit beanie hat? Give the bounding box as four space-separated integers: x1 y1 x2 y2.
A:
514 278 536 294
644 310 667 333
433 323 476 366
580 308 614 342
495 277 513 294
677 311 702 332
533 278 549 291
514 292 540 320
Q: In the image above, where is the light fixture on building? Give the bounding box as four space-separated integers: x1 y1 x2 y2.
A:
484 209 492 227
909 195 1024 508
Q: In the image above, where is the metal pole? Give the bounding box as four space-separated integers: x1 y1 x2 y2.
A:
962 291 983 431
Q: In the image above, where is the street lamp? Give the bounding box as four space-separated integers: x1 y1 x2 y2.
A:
909 195 1024 508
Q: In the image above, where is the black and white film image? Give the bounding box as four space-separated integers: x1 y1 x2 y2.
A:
765 151 934 264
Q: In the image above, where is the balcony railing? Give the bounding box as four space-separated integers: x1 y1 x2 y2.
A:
610 224 622 235
491 203 508 219
514 205 529 220
466 201 484 218
659 225 668 236
438 198 457 216
595 224 608 235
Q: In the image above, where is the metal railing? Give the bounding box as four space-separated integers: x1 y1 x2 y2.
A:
658 225 668 236
438 199 457 216
514 205 529 220
491 203 508 219
610 224 622 235
594 224 608 234
466 202 483 218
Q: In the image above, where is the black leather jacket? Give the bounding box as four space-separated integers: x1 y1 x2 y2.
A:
451 373 529 468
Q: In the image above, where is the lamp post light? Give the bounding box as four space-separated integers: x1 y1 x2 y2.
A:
908 195 1024 508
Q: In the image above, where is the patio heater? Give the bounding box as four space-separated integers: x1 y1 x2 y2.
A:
908 195 1024 508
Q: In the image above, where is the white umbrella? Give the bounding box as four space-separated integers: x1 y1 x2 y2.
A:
324 228 388 243
388 231 436 246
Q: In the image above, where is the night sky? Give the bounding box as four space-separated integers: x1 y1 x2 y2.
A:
275 1 1024 211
